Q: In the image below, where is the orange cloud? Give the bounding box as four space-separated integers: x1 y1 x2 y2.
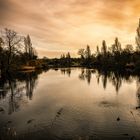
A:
0 0 140 57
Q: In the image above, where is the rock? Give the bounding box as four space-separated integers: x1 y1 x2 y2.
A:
117 117 120 121
0 107 4 112
136 106 140 109
27 119 34 124
57 108 63 115
122 133 129 136
7 121 12 124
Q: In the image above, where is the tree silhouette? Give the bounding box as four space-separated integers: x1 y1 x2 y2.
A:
101 40 107 56
0 28 38 72
24 35 37 61
2 28 22 70
85 45 91 59
78 48 85 59
136 19 140 52
66 52 71 66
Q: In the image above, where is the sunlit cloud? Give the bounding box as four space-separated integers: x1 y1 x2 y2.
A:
0 0 140 57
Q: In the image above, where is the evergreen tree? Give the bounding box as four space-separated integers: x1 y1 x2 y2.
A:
101 40 107 56
66 52 71 66
96 45 100 56
85 45 91 59
24 35 37 61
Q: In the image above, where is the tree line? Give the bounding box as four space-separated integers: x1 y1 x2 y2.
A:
0 28 37 73
2 19 140 73
76 18 140 72
47 19 140 73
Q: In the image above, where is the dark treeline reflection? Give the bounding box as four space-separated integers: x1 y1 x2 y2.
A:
60 68 71 77
0 70 41 114
1 68 140 140
79 69 95 84
2 68 140 115
58 68 140 93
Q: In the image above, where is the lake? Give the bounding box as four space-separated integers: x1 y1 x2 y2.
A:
0 68 140 140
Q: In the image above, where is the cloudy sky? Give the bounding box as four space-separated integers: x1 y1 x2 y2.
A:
0 0 140 57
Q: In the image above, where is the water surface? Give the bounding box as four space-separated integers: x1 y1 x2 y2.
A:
0 68 140 140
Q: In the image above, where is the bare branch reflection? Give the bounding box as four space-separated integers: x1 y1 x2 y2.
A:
0 71 41 114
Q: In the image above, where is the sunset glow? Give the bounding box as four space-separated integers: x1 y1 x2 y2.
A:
0 0 140 57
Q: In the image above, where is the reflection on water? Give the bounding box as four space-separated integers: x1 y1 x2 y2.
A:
60 68 71 77
0 71 41 115
1 68 140 140
78 69 139 92
79 69 95 84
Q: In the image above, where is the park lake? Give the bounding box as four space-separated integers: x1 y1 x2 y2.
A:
0 68 140 140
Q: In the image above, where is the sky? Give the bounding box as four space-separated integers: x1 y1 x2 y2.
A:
0 0 140 58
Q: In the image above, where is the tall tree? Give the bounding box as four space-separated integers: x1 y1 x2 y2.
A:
24 35 37 60
66 52 71 66
85 45 91 59
96 45 100 56
66 52 71 59
114 37 122 53
136 19 140 52
111 37 122 55
0 37 4 72
101 40 107 56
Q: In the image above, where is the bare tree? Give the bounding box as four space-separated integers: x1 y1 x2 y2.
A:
124 44 133 53
2 28 21 69
78 48 85 59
